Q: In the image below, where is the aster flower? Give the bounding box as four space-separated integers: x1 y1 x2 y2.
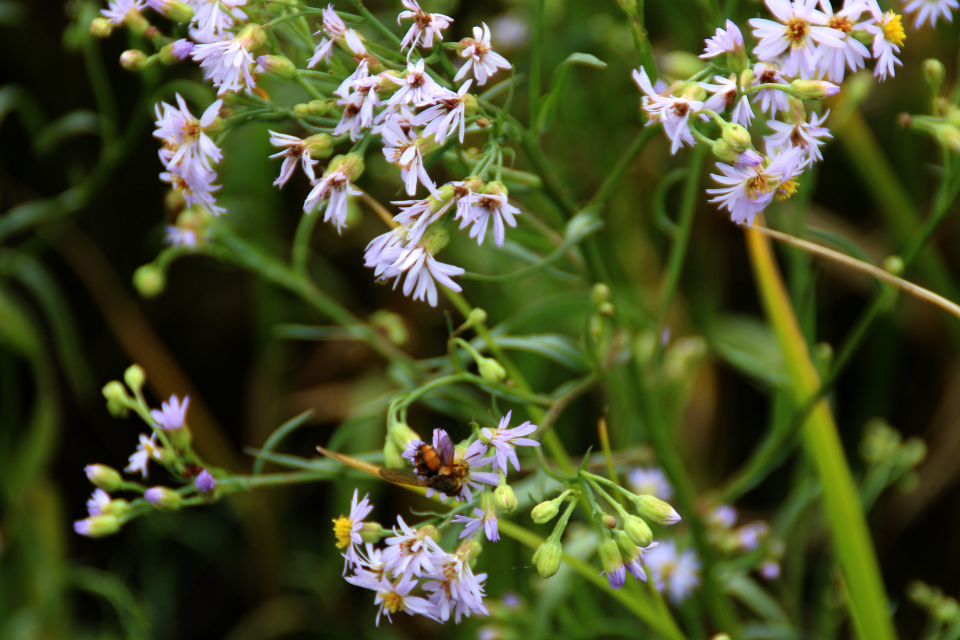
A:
86 489 113 516
101 0 146 25
455 440 500 503
125 433 162 478
864 0 905 80
385 59 446 110
381 515 447 578
150 394 189 430
816 0 872 82
422 553 489 622
398 0 453 56
700 75 755 127
413 80 473 144
191 25 262 95
166 223 201 248
632 67 704 154
334 70 384 141
455 189 520 248
303 168 362 232
392 195 455 246
268 131 318 187
346 572 439 626
706 503 738 529
188 0 248 40
480 411 539 474
904 0 958 27
160 166 225 216
749 0 845 79
764 110 832 167
627 466 674 500
307 5 348 68
168 39 194 61
700 19 746 59
644 540 702 605
455 22 512 86
195 469 216 494
332 489 375 574
154 94 223 187
707 146 804 225
381 119 439 197
735 521 769 550
750 62 791 118
453 507 499 542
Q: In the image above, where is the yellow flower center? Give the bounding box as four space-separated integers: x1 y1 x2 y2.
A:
786 18 810 44
882 12 905 46
380 590 404 614
775 178 799 200
333 516 353 549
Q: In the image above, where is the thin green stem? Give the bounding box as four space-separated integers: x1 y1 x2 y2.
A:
588 128 657 207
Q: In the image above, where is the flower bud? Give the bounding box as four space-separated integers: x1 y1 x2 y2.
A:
924 59 945 92
477 356 507 384
623 515 653 547
419 524 441 542
308 99 333 116
147 0 194 22
476 117 490 128
494 478 518 514
387 420 421 458
369 310 408 346
462 92 479 116
257 54 297 79
89 17 114 38
600 514 617 529
598 301 614 317
787 79 839 100
631 494 681 525
293 103 311 119
85 464 123 492
721 122 752 153
337 152 365 180
531 498 562 524
120 49 148 71
598 536 625 589
359 521 385 543
74 515 121 538
195 469 216 495
303 133 333 159
102 380 130 416
124 364 146 392
457 538 483 563
145 486 183 511
532 538 563 578
133 264 166 297
237 23 266 51
591 283 611 306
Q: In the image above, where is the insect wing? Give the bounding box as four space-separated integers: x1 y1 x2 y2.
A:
379 467 429 487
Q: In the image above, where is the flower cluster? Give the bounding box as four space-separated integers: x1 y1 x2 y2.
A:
633 0 912 226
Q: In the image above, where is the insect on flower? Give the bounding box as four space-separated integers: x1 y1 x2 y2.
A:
379 442 465 497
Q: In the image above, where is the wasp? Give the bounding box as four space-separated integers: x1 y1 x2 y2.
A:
379 440 466 498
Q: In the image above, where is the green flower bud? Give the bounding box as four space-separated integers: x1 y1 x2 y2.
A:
304 133 334 159
370 310 409 346
787 79 839 100
120 49 148 71
467 307 488 326
924 59 945 92
721 123 752 153
457 538 483 563
359 521 385 543
598 301 614 317
85 464 123 492
600 514 617 529
337 152 365 181
591 283 611 306
631 494 681 525
145 486 182 511
257 54 296 78
532 537 563 578
462 92 479 116
293 103 311 119
74 515 121 538
151 0 194 22
419 524 441 542
308 99 332 116
531 498 562 524
494 477 518 514
622 515 653 547
124 364 146 392
102 498 131 517
237 23 266 51
89 17 114 38
133 264 165 297
597 536 625 587
477 356 507 384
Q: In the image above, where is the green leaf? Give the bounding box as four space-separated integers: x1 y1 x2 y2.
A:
537 53 607 134
494 334 588 372
708 315 789 388
0 85 46 137
33 110 103 157
70 568 152 640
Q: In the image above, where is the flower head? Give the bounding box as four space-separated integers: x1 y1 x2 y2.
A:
764 110 832 167
455 22 512 86
452 506 499 542
749 0 845 79
816 0 872 82
188 0 248 40
644 540 701 605
700 19 745 59
101 0 146 25
268 131 318 186
125 433 162 478
627 466 674 500
381 515 446 578
191 24 263 95
632 67 703 154
150 394 189 430
707 146 804 225
455 187 520 248
303 168 362 231
864 0 905 80
903 0 958 27
333 489 375 574
398 0 453 56
422 552 489 622
307 5 348 68
480 411 540 474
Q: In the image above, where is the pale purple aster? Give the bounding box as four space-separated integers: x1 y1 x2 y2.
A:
457 440 499 503
707 146 804 225
195 469 216 494
381 515 447 578
480 410 539 474
364 227 408 274
700 19 746 58
749 0 845 78
816 0 872 82
645 540 702 605
452 507 499 542
422 554 489 623
101 0 146 25
125 433 161 478
165 225 200 247
456 190 520 248
191 29 259 95
760 560 781 580
86 489 112 516
381 119 439 197
413 79 472 144
303 169 362 232
764 110 832 167
346 572 440 626
455 22 512 86
392 196 451 247
268 131 318 187
373 244 464 307
159 166 225 216
707 503 738 529
150 394 189 430
153 94 223 187
603 558 626 590
632 67 703 154
736 521 769 550
750 62 791 118
385 59 446 109
904 0 958 27
398 0 453 56
863 0 905 80
188 0 248 40
334 489 374 574
700 76 755 127
627 466 674 500
307 5 348 68
169 39 194 60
